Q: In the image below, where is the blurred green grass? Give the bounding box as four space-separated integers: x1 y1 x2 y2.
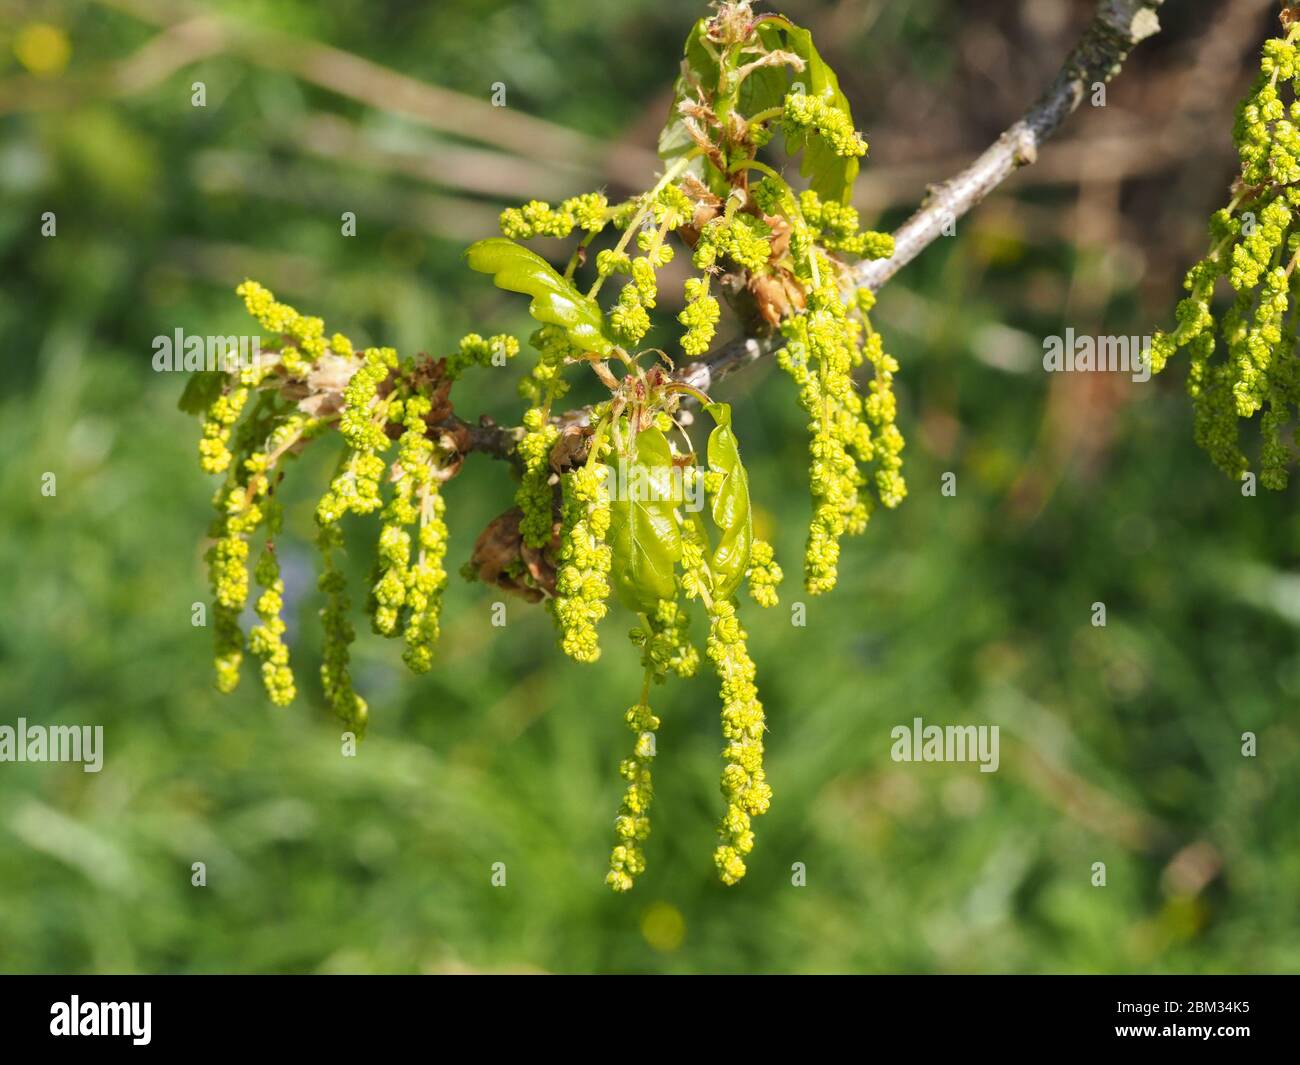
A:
2 0 1299 974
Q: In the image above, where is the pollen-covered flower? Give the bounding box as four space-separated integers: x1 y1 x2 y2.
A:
236 278 329 359
499 199 576 240
782 91 867 158
249 540 295 706
401 481 449 675
1151 23 1300 489
706 599 770 886
317 524 368 734
744 538 783 608
516 407 560 549
445 332 519 380
596 249 632 279
549 450 613 663
610 283 653 347
696 212 772 272
606 699 660 892
678 276 721 357
776 229 905 594
368 394 434 637
198 387 249 474
796 187 894 259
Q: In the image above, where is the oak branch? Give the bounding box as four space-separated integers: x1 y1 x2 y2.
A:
466 0 1167 457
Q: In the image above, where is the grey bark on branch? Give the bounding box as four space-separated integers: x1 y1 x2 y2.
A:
470 0 1168 454
856 0 1166 293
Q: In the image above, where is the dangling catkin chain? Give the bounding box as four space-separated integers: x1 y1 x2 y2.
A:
188 0 959 889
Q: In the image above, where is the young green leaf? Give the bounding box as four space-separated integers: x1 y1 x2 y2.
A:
757 16 860 205
607 426 683 613
178 370 227 414
703 402 754 598
659 19 727 193
464 237 613 355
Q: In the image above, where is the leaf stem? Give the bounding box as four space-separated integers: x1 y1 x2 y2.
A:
666 382 712 406
587 151 701 300
746 106 784 127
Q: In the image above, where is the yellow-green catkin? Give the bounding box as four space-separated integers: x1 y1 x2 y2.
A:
200 280 336 696
679 276 721 357
316 346 398 524
198 386 248 474
606 599 699 892
308 345 403 728
549 437 614 662
858 289 906 508
401 470 449 675
516 407 560 548
499 193 609 241
600 184 690 347
199 278 329 475
783 91 868 159
208 476 251 693
317 524 368 734
206 454 264 693
677 508 771 885
518 325 574 408
369 395 428 638
250 537 295 706
235 279 329 360
693 211 772 273
638 597 700 681
512 322 578 549
1150 25 1300 490
606 696 660 892
797 190 894 260
771 181 902 595
706 598 771 886
445 332 519 380
745 538 783 607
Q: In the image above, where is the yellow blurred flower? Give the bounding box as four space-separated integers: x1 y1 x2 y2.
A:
640 902 685 953
14 22 70 77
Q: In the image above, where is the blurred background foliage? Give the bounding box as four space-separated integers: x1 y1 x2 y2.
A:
2 0 1300 974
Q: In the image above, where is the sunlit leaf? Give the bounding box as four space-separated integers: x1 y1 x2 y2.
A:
658 19 727 194
177 370 226 414
703 401 753 598
607 425 683 613
464 237 613 355
758 16 860 204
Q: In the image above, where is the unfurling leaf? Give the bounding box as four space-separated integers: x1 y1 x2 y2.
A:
464 237 613 355
758 16 860 205
703 402 753 597
607 426 683 613
658 19 722 189
178 370 226 414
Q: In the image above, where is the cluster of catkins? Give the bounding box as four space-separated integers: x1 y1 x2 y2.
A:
761 182 905 595
199 282 517 735
480 162 901 885
1151 24 1300 488
192 0 907 890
